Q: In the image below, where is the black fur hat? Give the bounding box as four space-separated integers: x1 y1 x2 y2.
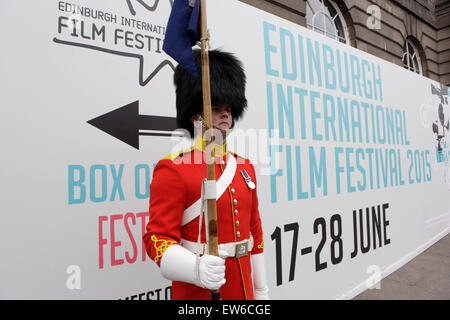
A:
174 49 247 137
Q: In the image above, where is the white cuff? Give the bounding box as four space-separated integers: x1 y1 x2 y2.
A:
160 244 226 290
251 252 269 300
160 244 198 285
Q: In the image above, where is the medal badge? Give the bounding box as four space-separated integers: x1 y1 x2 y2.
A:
240 169 255 189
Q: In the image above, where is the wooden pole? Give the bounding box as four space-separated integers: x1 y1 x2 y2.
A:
199 0 221 301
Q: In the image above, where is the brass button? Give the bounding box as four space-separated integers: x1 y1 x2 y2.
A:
234 209 238 216
233 199 238 205
236 220 240 227
236 231 241 238
231 188 236 194
221 160 225 165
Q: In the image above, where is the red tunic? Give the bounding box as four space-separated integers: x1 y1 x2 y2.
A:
143 138 264 300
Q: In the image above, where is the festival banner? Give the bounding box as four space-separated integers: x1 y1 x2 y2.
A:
0 0 449 299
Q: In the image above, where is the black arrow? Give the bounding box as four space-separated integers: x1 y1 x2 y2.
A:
87 101 181 149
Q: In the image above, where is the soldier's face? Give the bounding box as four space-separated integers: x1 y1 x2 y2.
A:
211 105 232 131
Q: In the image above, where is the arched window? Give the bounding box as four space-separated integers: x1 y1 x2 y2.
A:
402 38 423 75
306 0 349 44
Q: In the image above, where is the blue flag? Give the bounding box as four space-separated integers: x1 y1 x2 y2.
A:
163 0 200 77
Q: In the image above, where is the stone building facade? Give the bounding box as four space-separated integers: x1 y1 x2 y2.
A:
239 0 450 85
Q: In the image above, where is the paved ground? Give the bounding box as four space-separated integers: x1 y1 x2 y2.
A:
354 233 450 300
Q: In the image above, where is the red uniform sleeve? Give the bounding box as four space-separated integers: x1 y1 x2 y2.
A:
143 159 186 266
249 162 264 255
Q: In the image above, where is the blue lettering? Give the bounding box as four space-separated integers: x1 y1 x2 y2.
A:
135 164 150 199
345 147 356 193
310 90 322 141
280 27 297 80
323 44 336 90
110 164 124 201
309 146 327 198
350 100 362 143
68 165 86 204
90 165 107 202
294 87 308 140
277 84 295 139
323 93 337 141
362 59 373 99
356 148 367 191
307 38 322 87
263 21 279 77
337 97 350 142
337 51 350 93
350 55 362 97
335 147 345 194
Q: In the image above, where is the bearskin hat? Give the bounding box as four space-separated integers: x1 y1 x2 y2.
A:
174 49 247 137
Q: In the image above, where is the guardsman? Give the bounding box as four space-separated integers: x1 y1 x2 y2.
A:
143 49 269 300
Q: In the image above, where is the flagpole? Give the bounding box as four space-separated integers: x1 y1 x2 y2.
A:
199 0 221 301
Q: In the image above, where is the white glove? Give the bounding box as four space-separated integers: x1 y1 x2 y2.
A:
251 252 269 300
197 253 227 289
160 244 226 290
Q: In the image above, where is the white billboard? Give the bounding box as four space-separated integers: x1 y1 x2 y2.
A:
0 0 449 299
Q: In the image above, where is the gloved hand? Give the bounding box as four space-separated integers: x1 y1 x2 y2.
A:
160 244 226 290
251 252 269 300
196 252 226 290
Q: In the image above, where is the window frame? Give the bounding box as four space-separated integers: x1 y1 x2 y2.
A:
402 38 423 75
306 0 349 44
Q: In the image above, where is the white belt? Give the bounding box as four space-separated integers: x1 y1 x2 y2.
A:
181 154 237 226
180 236 254 259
